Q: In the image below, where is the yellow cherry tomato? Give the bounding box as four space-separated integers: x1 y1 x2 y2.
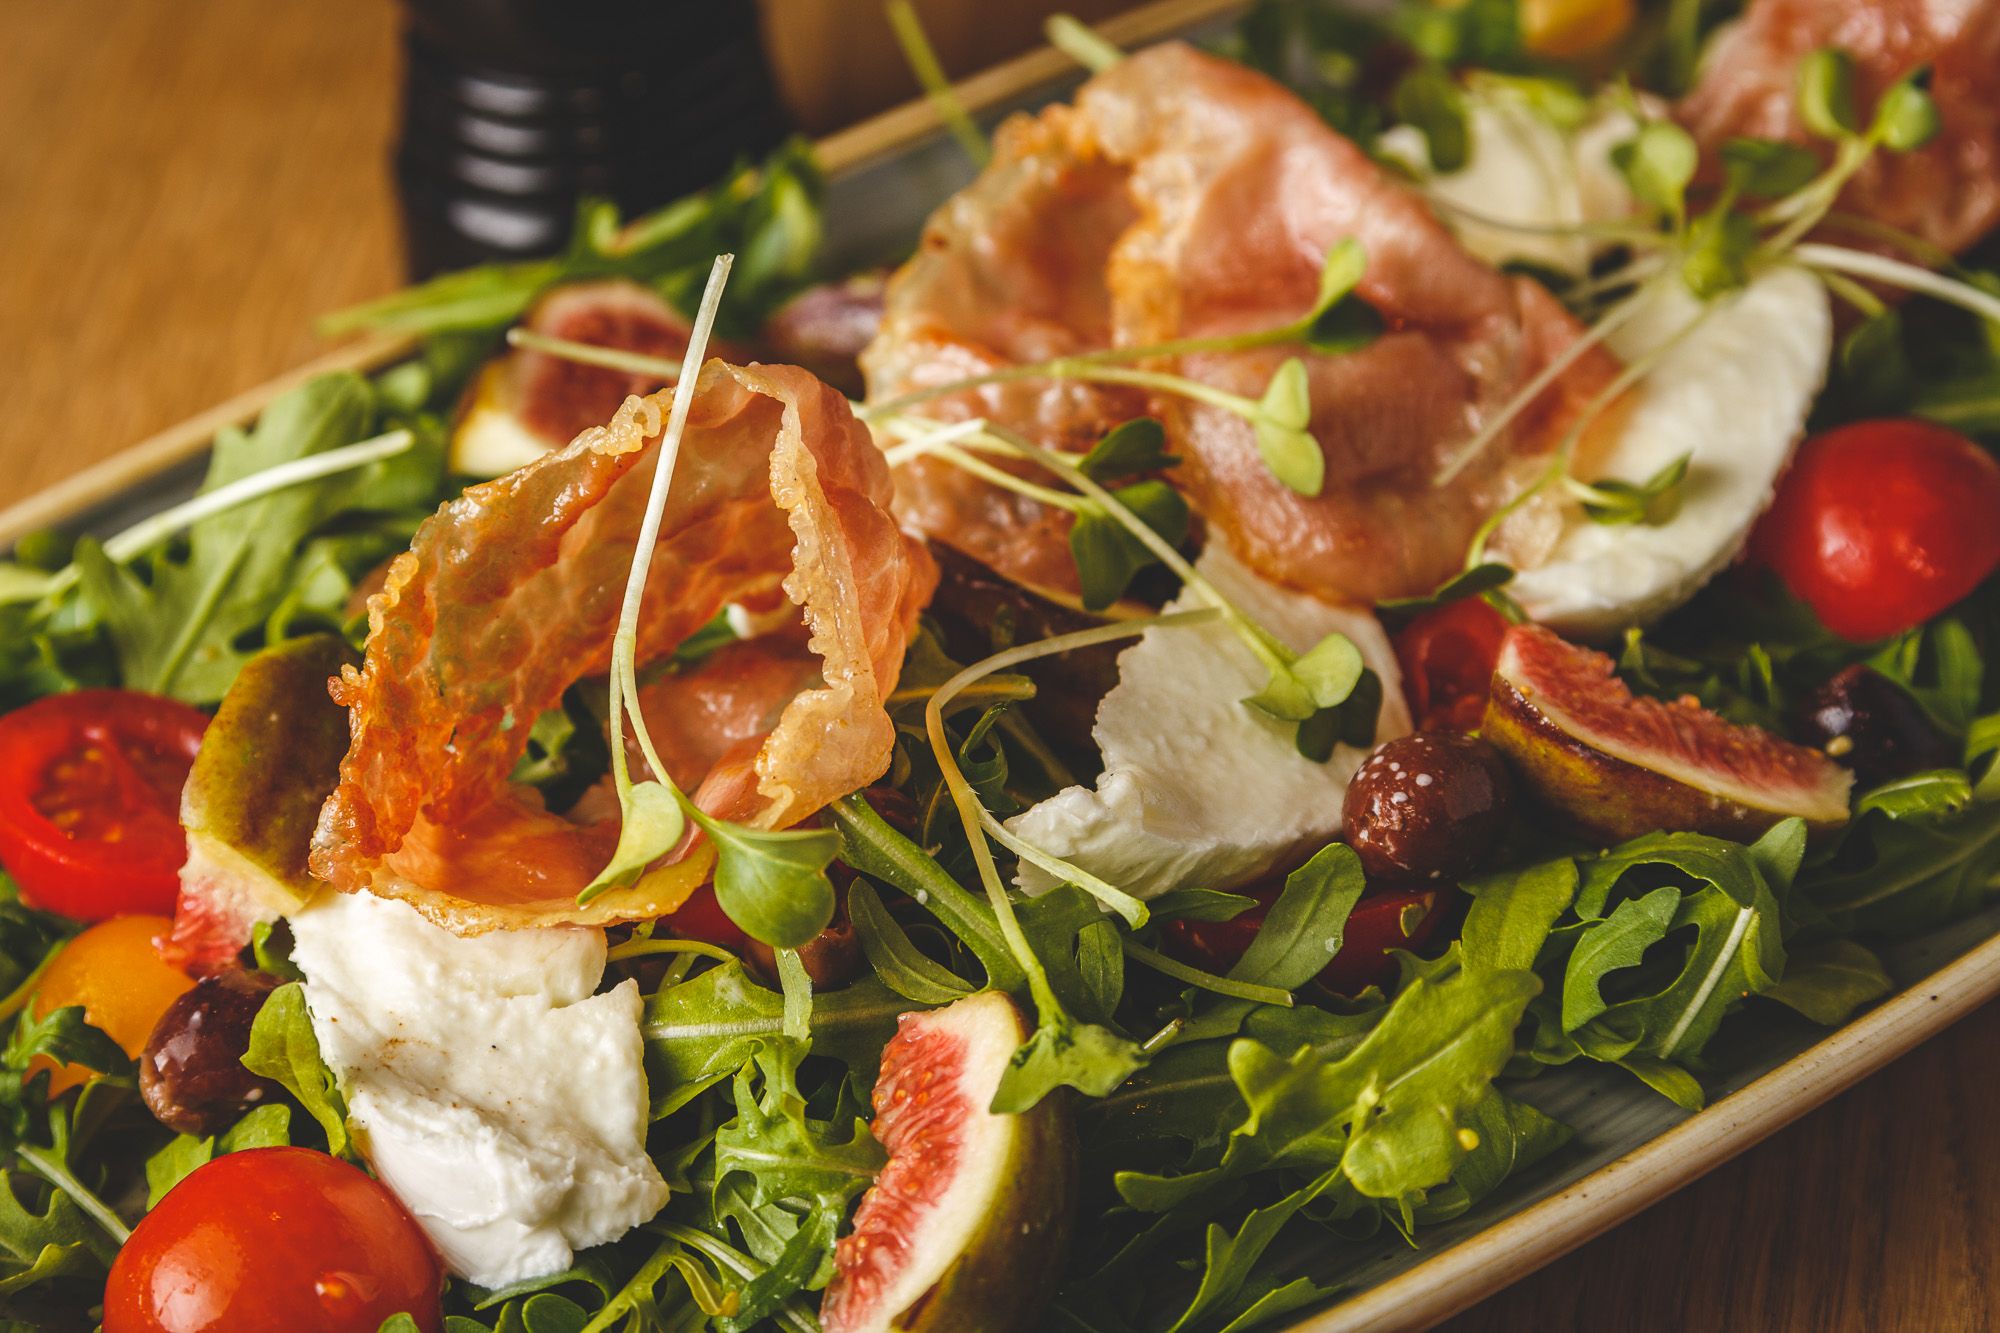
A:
30 914 193 1094
1521 0 1634 59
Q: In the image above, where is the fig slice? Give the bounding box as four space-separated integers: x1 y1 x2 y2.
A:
450 279 748 477
1483 624 1852 843
821 991 1076 1333
168 633 357 971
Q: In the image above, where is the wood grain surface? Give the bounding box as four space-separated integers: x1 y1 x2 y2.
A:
3 2 1993 1330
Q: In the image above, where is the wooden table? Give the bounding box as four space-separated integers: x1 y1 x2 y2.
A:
5 2 1996 1329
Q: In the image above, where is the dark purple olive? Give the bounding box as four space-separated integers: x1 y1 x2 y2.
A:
1796 665 1958 787
139 969 284 1137
1342 732 1513 883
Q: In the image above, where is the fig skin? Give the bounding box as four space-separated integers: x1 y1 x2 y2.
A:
140 969 284 1137
822 992 1077 1333
1482 625 1852 844
897 1085 1076 1333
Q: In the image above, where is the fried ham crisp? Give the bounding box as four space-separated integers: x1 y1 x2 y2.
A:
1676 0 2000 257
864 41 1622 606
309 362 935 933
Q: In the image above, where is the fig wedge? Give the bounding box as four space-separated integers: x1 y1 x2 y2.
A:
1484 624 1852 843
821 991 1076 1333
169 633 357 970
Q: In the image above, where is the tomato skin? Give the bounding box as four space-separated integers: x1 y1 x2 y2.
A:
1392 597 1509 731
667 882 749 951
1748 419 2000 642
0 691 208 920
31 914 193 1095
104 1147 444 1333
1165 883 1452 996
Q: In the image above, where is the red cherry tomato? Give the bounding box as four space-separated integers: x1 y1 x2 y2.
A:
1392 597 1509 731
668 882 749 951
1165 882 1453 996
0 691 208 920
1747 419 2000 642
104 1147 443 1333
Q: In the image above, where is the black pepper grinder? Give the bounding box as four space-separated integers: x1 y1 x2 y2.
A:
394 0 791 277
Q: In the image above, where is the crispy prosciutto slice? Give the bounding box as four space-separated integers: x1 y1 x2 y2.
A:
864 42 1621 605
310 363 935 933
1676 0 2000 256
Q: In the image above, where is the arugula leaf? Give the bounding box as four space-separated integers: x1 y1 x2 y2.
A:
714 1066 881 1211
1762 939 1894 1026
1561 885 1681 1032
847 880 973 1005
0 1178 109 1293
643 964 907 1116
1070 479 1191 611
993 1017 1148 1114
241 982 350 1156
144 1104 293 1209
1411 1090 1571 1225
1163 1169 1346 1333
1228 844 1367 991
71 373 441 702
1462 858 1578 973
830 795 1023 991
324 141 825 343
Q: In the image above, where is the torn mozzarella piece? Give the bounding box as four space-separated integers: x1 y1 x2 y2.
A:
1005 543 1410 898
1380 94 1594 276
290 892 667 1288
1510 265 1832 636
1391 87 1832 635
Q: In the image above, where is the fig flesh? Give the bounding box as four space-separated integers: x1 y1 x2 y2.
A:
168 634 357 971
1483 624 1852 843
821 991 1075 1333
449 280 749 477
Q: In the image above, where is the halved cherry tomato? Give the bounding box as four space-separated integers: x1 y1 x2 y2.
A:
1747 419 2000 642
0 690 208 920
1392 597 1509 731
104 1147 444 1333
666 882 749 952
30 914 193 1095
1165 882 1454 996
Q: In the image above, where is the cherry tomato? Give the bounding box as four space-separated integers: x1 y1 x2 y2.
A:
1521 0 1634 58
1165 882 1453 996
668 882 749 951
1392 597 1509 731
30 914 193 1095
0 690 208 920
1747 419 2000 642
104 1147 444 1333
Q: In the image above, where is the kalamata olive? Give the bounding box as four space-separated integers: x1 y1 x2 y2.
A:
1342 732 1513 883
139 968 284 1137
1796 664 1958 787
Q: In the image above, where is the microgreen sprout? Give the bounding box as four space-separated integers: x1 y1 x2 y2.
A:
1045 13 1126 72
861 239 1380 495
577 253 839 949
505 327 684 381
885 0 990 165
4 428 416 608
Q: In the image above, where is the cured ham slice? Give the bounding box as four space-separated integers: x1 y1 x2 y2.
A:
311 363 935 933
864 42 1621 605
1676 0 2000 256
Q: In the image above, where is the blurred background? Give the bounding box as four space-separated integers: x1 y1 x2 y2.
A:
0 0 1126 511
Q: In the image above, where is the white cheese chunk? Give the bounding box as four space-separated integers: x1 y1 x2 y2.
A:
1005 542 1410 898
1510 266 1832 636
1389 88 1833 636
290 891 667 1288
